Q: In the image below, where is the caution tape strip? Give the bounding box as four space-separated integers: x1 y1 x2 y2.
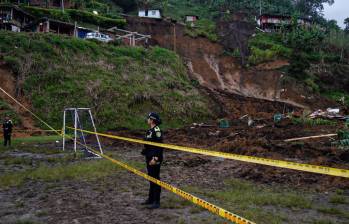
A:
0 87 253 224
67 127 349 178
94 149 254 224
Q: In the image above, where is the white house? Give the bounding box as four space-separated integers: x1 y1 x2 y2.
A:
138 9 161 19
185 15 199 23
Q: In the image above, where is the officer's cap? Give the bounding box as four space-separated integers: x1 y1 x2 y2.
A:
147 112 161 125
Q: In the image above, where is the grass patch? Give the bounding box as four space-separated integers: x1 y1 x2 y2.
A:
322 90 349 107
0 135 61 150
329 194 347 204
312 220 336 224
15 220 40 224
291 117 337 126
185 19 218 42
317 207 349 219
3 157 33 166
248 32 292 65
0 159 120 189
0 31 213 130
161 194 192 209
183 178 312 223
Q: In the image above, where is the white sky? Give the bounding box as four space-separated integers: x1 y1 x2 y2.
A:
323 0 348 28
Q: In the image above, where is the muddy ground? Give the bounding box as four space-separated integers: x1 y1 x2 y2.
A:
111 117 349 190
1 117 349 224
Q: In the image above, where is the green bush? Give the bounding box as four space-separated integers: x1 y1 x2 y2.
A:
304 78 320 93
291 117 336 126
321 90 349 107
0 31 213 130
23 6 126 28
248 33 292 65
185 19 218 42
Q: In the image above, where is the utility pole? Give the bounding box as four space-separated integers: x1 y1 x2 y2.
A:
61 0 64 13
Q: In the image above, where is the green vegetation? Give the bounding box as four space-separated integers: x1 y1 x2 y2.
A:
23 6 126 28
0 31 213 130
113 0 334 23
180 179 349 224
249 25 349 95
248 33 292 65
184 179 312 223
291 117 337 126
322 90 349 107
0 159 120 188
185 19 218 42
0 99 21 125
0 136 61 151
73 0 124 17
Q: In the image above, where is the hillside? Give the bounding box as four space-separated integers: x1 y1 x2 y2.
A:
0 31 214 130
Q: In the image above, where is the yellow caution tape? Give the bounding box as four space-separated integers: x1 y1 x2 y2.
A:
97 150 255 224
0 87 254 224
68 127 349 178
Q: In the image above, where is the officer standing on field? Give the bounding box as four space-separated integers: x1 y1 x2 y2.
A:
141 112 163 209
3 116 13 147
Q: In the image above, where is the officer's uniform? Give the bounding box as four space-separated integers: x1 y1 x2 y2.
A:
3 119 13 147
142 125 163 206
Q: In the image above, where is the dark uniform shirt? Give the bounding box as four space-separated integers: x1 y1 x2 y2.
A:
142 126 163 163
3 120 13 134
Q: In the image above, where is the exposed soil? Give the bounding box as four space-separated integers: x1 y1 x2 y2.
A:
125 16 339 110
106 117 349 191
0 65 38 137
0 140 348 224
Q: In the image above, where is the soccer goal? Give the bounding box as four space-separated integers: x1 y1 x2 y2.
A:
62 108 103 157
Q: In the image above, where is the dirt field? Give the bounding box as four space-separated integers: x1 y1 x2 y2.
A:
1 116 349 224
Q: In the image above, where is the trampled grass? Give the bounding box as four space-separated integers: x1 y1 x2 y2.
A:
180 179 349 224
0 159 120 189
0 135 61 152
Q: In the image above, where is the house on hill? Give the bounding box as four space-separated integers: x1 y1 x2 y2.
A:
25 17 76 35
185 15 199 23
138 9 161 19
258 14 311 32
0 4 34 32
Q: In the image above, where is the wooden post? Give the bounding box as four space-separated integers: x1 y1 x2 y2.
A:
74 21 77 37
173 23 176 52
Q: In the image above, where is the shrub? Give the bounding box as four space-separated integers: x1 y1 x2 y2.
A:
185 19 218 42
23 7 126 28
248 33 292 65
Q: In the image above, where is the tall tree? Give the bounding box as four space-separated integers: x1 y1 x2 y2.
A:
293 0 334 18
345 17 349 34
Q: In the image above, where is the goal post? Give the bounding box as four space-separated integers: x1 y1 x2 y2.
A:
62 108 103 157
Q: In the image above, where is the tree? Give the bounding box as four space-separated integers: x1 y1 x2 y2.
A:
136 0 160 10
286 23 325 78
293 0 334 18
345 17 349 34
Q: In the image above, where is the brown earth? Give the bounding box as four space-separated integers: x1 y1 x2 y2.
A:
0 65 38 137
0 140 348 224
104 118 349 191
125 16 337 110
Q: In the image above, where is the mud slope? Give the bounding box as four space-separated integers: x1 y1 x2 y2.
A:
0 65 37 134
125 17 326 109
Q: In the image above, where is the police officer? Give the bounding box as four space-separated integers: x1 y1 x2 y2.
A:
141 112 163 209
3 116 13 147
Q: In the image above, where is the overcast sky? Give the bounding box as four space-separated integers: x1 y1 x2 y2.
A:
323 0 348 28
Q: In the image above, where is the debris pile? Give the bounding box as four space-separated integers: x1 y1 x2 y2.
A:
309 108 347 120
